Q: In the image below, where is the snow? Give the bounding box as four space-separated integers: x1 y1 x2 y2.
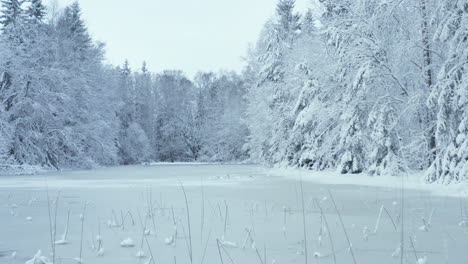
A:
418 256 428 264
0 165 46 177
24 250 51 264
1 164 467 264
221 240 238 248
144 162 224 166
164 235 174 246
54 239 68 245
267 167 468 198
0 164 256 189
119 238 135 248
135 250 146 258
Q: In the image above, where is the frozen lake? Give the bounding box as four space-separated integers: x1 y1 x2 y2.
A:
0 164 466 264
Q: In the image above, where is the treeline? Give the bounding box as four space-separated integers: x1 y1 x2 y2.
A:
117 67 248 164
0 0 248 170
0 0 465 183
244 0 466 183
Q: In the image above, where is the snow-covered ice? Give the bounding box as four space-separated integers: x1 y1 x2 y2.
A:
0 164 467 264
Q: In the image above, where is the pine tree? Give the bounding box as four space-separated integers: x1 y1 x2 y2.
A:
118 60 134 127
116 60 154 164
134 61 154 146
141 61 148 74
276 0 301 43
69 2 91 45
57 1 92 59
25 0 46 23
0 0 22 30
301 9 315 35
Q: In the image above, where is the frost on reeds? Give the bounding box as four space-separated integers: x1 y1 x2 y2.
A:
25 250 51 264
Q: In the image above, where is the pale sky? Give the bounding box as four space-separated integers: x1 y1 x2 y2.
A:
45 0 310 77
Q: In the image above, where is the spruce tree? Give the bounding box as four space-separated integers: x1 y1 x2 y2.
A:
25 0 46 23
276 0 301 42
57 1 92 57
301 9 315 35
119 60 134 126
0 0 23 30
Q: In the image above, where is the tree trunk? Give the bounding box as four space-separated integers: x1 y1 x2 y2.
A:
420 0 436 166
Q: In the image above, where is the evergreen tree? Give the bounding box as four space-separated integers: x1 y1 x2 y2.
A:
367 100 405 175
134 61 154 149
426 0 467 183
118 60 134 125
25 0 46 23
154 71 195 161
57 1 92 60
418 0 437 166
246 0 302 164
301 9 315 35
0 0 22 30
318 0 414 174
320 0 367 174
276 0 301 43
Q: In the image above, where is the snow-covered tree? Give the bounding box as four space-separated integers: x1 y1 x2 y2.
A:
0 1 120 169
192 72 248 161
0 0 463 181
153 71 196 161
320 0 371 174
134 61 155 150
276 0 301 43
56 1 92 60
289 77 338 170
116 61 151 164
0 0 22 30
119 122 151 165
25 0 46 23
426 0 467 183
246 0 301 164
367 99 405 176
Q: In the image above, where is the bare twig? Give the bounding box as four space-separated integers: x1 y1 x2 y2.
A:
46 187 55 263
300 178 308 264
314 199 337 264
409 236 419 262
328 190 358 264
200 228 212 264
216 239 225 264
181 183 193 263
79 203 87 263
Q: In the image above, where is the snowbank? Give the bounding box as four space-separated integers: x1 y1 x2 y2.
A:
143 161 253 166
266 167 468 198
0 165 46 176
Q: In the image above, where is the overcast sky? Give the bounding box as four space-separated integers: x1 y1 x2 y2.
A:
45 0 310 77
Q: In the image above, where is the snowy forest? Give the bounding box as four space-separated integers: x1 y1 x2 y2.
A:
0 0 466 183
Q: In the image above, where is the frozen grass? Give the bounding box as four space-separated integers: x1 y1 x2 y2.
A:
0 164 467 264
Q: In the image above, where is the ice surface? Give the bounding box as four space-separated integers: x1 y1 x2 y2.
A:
0 164 467 264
